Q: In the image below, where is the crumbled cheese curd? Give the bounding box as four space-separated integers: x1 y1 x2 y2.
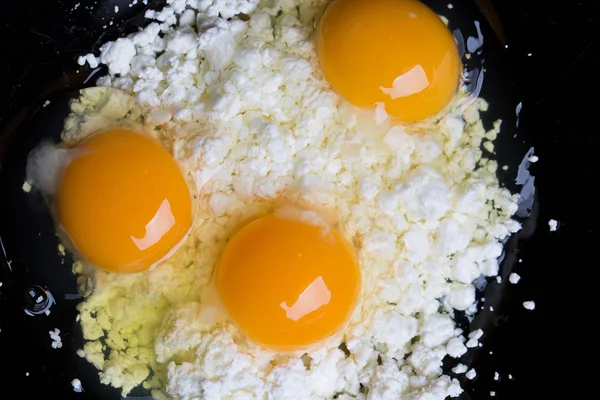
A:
72 378 84 393
509 272 521 284
72 0 520 398
49 328 63 349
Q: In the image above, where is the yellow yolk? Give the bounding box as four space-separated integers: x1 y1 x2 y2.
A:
216 214 361 350
316 0 461 122
57 128 193 274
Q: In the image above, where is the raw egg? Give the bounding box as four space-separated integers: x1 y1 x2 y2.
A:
56 128 193 274
215 212 361 350
316 0 461 122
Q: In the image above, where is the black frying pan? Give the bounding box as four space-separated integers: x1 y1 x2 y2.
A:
0 0 592 398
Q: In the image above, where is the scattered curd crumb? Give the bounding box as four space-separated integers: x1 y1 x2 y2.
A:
494 372 500 381
43 100 51 107
22 181 32 193
114 5 119 12
77 54 99 68
509 273 521 284
466 329 483 348
496 276 502 284
452 364 468 374
502 165 508 171
58 244 66 256
527 53 532 56
523 301 536 310
49 328 62 349
490 391 496 397
548 219 558 231
528 155 538 163
447 3 454 9
72 378 84 393
489 306 494 311
26 372 30 376
509 374 513 379
466 369 477 380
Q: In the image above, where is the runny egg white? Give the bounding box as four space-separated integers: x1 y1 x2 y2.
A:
39 0 522 399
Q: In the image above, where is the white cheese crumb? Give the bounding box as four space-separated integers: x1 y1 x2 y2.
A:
72 379 83 393
496 276 502 284
22 181 32 193
452 364 467 374
114 5 119 13
528 155 538 163
523 301 536 310
548 219 558 231
446 337 468 358
77 54 99 68
491 391 496 396
447 4 454 9
509 374 513 379
466 369 477 380
466 329 483 348
509 273 521 284
494 372 500 381
43 100 51 107
26 372 30 376
49 328 62 349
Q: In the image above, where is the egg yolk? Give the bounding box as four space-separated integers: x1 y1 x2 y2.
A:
216 214 361 350
316 0 461 122
57 128 193 274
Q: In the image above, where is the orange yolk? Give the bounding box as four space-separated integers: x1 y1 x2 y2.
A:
216 214 361 350
57 128 193 274
316 0 461 122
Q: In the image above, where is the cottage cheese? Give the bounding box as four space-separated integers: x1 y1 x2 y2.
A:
509 272 521 284
49 328 62 349
72 0 520 398
72 378 84 393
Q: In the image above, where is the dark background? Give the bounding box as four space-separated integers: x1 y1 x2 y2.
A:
0 0 594 398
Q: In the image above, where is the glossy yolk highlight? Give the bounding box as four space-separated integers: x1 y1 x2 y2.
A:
57 128 193 274
216 214 361 350
317 0 461 122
